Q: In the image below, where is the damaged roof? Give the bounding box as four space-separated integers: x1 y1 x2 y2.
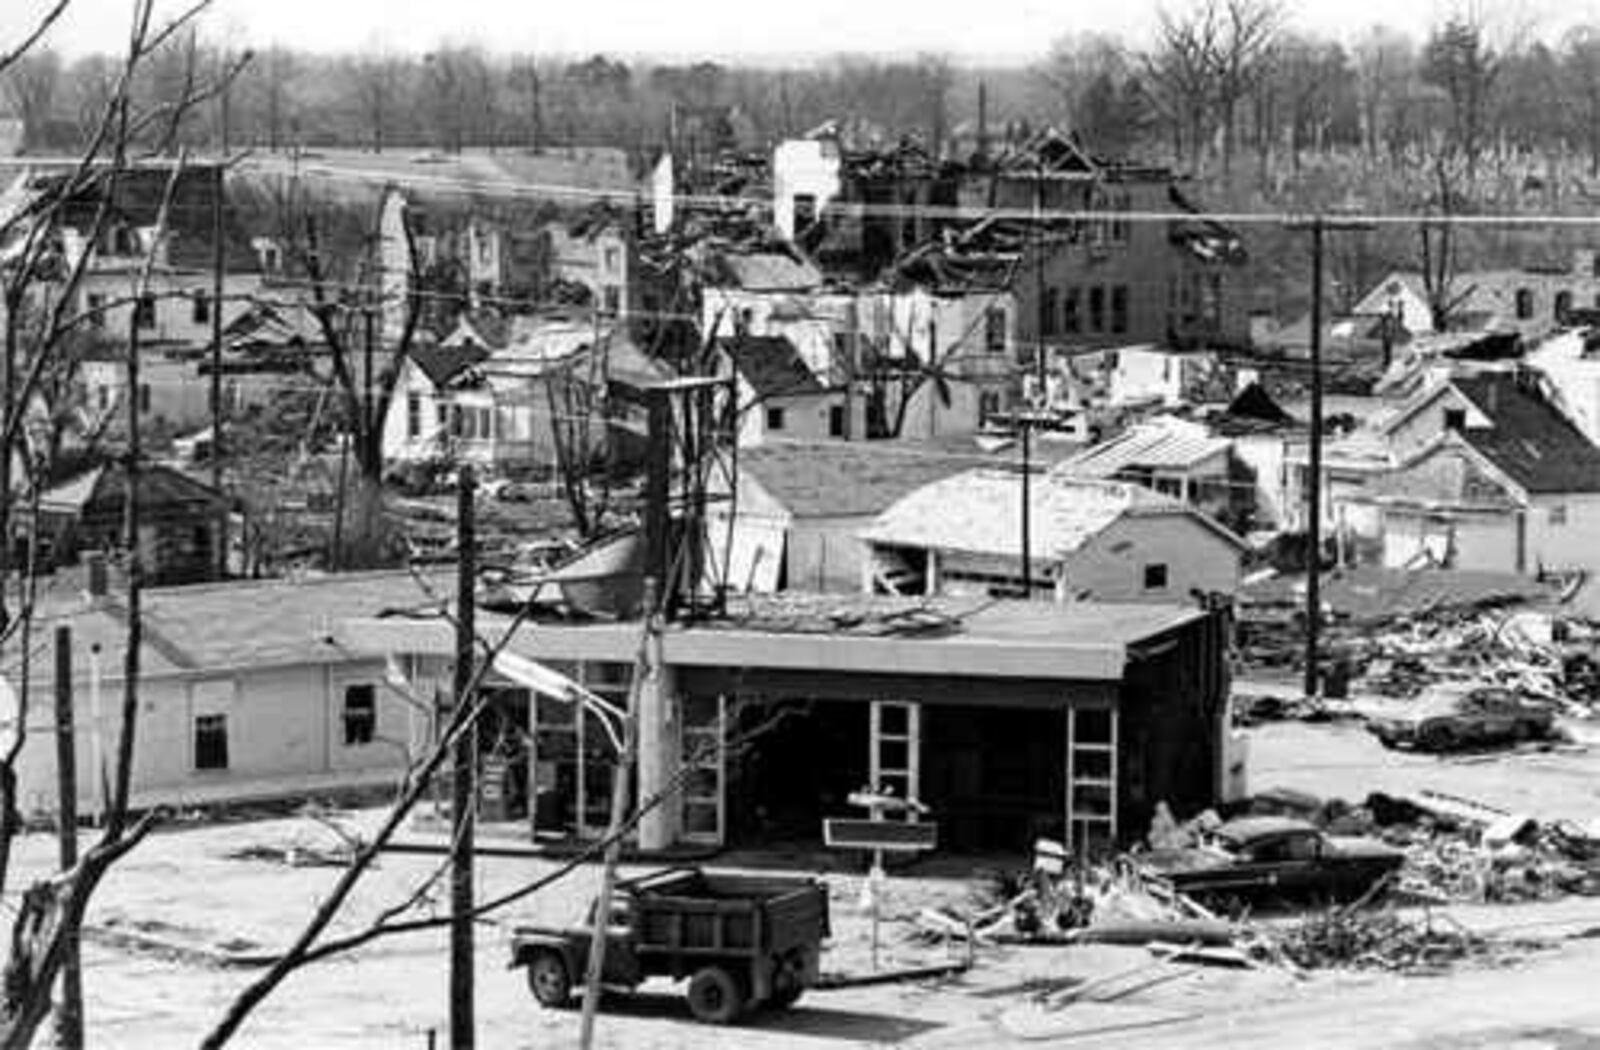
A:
407 342 491 389
1057 417 1233 477
1450 373 1600 494
864 469 1234 562
719 335 827 399
738 440 983 518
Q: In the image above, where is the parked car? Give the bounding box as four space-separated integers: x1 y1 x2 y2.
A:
1366 681 1556 752
1141 816 1404 909
509 867 830 1024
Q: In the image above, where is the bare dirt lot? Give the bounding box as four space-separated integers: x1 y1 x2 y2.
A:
13 717 1600 1048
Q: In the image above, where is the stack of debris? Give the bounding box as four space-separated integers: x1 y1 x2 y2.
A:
1251 906 1493 973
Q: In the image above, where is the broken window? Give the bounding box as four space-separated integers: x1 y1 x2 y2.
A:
1110 286 1128 334
194 714 229 771
1143 563 1168 590
343 684 377 746
1089 287 1106 332
406 393 422 439
1040 287 1058 337
1062 288 1080 333
1515 288 1535 320
985 307 1007 353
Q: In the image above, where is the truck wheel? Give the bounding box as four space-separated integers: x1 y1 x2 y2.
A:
770 951 806 1009
527 951 573 1009
686 965 745 1024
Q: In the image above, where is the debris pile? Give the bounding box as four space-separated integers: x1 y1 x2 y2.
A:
1254 907 1493 973
1234 569 1600 713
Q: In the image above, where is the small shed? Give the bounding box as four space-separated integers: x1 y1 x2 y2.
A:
27 463 229 585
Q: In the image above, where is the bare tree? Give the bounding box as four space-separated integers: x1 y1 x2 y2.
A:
1421 16 1501 181
345 50 405 154
1 49 62 153
0 3 241 1044
1562 26 1600 176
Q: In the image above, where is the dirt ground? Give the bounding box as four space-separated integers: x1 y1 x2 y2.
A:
11 717 1600 1048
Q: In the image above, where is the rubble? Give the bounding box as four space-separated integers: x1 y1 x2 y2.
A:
1252 906 1495 973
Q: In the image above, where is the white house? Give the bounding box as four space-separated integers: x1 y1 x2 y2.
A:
0 571 435 818
716 335 857 448
862 469 1246 602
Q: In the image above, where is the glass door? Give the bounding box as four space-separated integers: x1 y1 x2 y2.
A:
680 694 725 845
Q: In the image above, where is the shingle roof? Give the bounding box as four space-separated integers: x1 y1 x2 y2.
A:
38 463 227 517
719 335 826 399
1451 373 1600 494
738 441 981 518
408 343 490 388
863 469 1194 562
6 570 448 686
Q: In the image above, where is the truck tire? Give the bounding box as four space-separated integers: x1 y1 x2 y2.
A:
770 952 806 1009
527 950 574 1009
686 965 745 1024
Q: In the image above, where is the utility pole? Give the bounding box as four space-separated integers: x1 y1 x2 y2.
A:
1288 214 1374 699
449 464 477 1050
54 625 83 1050
1019 415 1032 597
210 75 232 581
1305 217 1324 700
1032 157 1048 400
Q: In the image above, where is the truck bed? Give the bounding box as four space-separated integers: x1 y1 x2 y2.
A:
623 868 829 959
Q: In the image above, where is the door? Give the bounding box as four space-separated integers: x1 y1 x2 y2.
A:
869 700 921 816
681 695 725 845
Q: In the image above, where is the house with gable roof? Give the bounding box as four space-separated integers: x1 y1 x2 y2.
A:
716 334 858 447
1347 371 1600 575
861 469 1246 602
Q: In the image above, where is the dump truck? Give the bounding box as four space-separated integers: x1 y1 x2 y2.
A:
508 866 831 1024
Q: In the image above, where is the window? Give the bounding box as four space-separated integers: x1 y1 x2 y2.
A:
985 307 1006 353
1515 288 1535 320
1062 288 1081 333
602 286 620 316
406 392 422 439
97 385 110 410
194 713 229 770
1143 563 1169 590
1549 504 1568 526
766 406 786 431
1443 407 1467 431
137 383 151 414
1110 285 1128 334
191 290 211 325
602 246 620 273
86 292 105 329
1040 287 1058 336
1556 290 1573 322
134 294 157 330
1088 286 1106 332
828 404 845 437
342 684 377 746
792 193 817 231
979 389 1002 424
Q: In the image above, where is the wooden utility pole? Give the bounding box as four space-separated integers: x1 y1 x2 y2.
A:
1304 216 1324 699
210 87 231 581
1019 417 1032 597
54 625 83 1050
450 464 477 1049
579 579 654 1049
1288 214 1373 699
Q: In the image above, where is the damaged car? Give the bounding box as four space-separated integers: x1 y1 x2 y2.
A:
1141 816 1404 910
1366 681 1556 752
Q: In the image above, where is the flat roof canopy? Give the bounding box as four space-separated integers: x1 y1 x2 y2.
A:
336 597 1202 684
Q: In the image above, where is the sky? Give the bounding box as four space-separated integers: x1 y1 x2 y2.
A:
12 0 1599 63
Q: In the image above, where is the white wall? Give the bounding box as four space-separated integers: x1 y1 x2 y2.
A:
7 657 409 818
773 138 841 242
1064 514 1243 601
1526 494 1600 575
